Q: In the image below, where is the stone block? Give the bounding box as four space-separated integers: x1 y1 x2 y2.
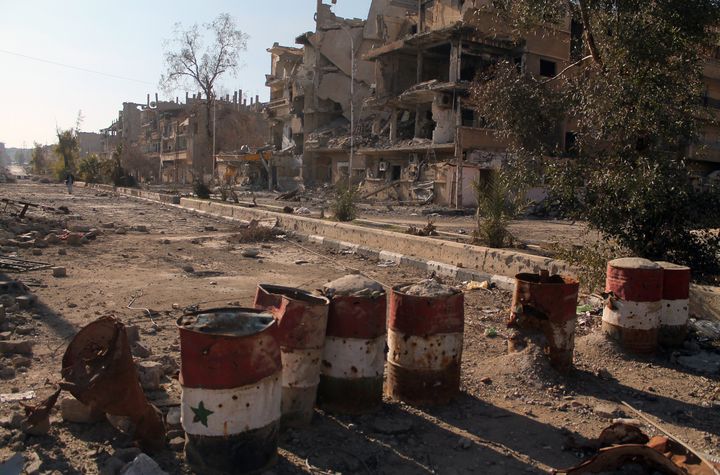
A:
137 361 163 390
60 397 105 424
52 267 67 278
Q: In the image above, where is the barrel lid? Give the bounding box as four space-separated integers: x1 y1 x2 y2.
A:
178 308 274 336
609 257 660 270
655 261 691 271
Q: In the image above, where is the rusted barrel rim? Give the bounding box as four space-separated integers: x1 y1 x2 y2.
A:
257 284 329 306
391 283 462 300
515 273 579 287
177 307 276 338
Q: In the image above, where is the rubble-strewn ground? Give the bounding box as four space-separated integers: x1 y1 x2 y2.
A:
0 182 718 475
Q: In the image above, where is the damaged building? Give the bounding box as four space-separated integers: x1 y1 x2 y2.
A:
264 0 572 205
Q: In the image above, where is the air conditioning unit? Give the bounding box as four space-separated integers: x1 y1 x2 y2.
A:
378 161 388 172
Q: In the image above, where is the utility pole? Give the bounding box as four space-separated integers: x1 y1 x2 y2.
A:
341 25 355 186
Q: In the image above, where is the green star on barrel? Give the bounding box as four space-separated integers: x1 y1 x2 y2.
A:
191 401 214 427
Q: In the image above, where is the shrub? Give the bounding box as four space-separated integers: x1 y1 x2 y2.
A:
194 180 211 199
472 170 525 248
331 186 359 222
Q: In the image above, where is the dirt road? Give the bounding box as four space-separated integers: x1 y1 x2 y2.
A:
0 183 718 474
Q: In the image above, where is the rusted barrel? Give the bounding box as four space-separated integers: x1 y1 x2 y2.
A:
253 284 330 427
656 262 691 347
386 280 464 405
602 258 663 354
317 275 386 414
61 316 166 452
508 271 579 373
177 308 282 474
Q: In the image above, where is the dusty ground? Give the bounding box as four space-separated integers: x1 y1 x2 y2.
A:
0 182 718 475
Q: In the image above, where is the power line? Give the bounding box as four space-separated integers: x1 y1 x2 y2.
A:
0 48 154 85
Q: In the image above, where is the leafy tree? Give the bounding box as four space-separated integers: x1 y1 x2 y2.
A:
78 154 103 183
471 0 720 277
54 129 79 178
160 13 248 180
30 143 48 174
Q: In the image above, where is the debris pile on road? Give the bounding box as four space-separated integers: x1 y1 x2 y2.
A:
322 274 385 298
398 277 458 297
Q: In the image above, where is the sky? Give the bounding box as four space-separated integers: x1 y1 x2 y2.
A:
0 0 372 148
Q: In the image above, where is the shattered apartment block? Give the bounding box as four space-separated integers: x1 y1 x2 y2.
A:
264 0 572 205
102 93 267 185
358 0 572 206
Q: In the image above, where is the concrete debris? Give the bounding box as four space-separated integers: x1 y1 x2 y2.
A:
136 361 163 391
0 340 33 355
241 248 260 258
0 390 35 403
294 207 311 215
165 407 181 428
675 351 720 374
323 274 384 298
119 454 168 475
52 266 67 278
399 278 457 297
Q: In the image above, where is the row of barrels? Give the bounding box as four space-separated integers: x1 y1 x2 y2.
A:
177 276 463 474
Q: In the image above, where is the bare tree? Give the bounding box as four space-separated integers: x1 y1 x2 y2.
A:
160 13 248 179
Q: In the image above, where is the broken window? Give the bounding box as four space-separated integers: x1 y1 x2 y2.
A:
461 108 475 128
540 59 557 78
391 165 402 181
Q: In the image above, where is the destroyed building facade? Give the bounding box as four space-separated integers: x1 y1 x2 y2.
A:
102 93 267 184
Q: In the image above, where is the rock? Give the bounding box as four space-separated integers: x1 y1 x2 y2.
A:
294 260 309 265
125 326 140 346
137 361 163 391
119 454 168 475
31 249 42 256
15 326 33 336
44 233 60 245
58 248 67 256
132 225 149 233
480 377 492 385
168 437 184 451
371 418 413 435
113 447 142 463
457 437 473 450
102 222 115 229
115 227 128 235
151 355 178 376
14 296 33 310
131 343 151 359
52 267 67 278
166 407 181 428
66 233 84 246
204 226 217 232
24 451 42 475
99 456 125 475
676 351 720 374
0 340 33 356
60 397 105 424
69 224 91 233
241 248 260 258
12 356 31 368
0 411 24 429
593 403 620 419
181 265 194 274
323 275 384 298
0 367 16 379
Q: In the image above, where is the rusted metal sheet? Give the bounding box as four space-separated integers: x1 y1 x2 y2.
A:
177 308 282 474
20 387 61 436
386 285 464 405
657 262 691 347
254 284 329 428
603 258 663 354
508 271 579 373
60 316 166 452
317 292 386 414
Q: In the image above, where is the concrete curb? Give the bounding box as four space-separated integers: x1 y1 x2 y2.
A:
80 182 720 319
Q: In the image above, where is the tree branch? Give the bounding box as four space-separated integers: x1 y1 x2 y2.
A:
541 55 593 84
578 0 602 66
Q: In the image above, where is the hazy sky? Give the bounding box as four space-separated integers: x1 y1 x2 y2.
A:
0 0 371 148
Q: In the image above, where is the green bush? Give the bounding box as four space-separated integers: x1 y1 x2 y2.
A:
473 170 525 248
331 186 358 222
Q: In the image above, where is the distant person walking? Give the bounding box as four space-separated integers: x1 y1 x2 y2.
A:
65 173 75 194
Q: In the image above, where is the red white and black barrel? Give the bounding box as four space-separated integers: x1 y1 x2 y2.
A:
317 276 387 414
177 308 282 474
602 258 663 354
254 284 330 428
386 283 464 405
508 272 579 373
656 262 691 347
